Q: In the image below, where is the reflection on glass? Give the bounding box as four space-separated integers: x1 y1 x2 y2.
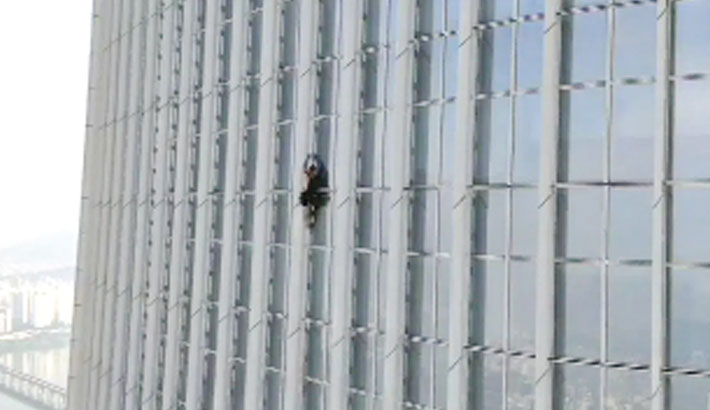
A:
512 189 538 257
510 262 536 352
675 0 710 75
471 260 504 347
560 364 601 410
672 189 710 262
562 13 607 84
673 80 710 181
670 269 710 369
561 88 606 182
558 188 603 259
472 190 507 256
475 98 511 184
612 85 654 182
479 28 513 93
560 263 601 358
615 5 656 79
508 357 535 410
609 189 652 261
669 375 710 410
514 94 541 184
606 369 650 410
608 266 651 364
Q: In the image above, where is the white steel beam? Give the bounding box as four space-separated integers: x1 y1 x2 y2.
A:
213 1 249 408
67 0 104 406
161 0 197 407
141 1 177 407
327 0 362 408
284 0 319 408
535 0 563 409
446 1 481 409
88 0 124 407
184 0 221 406
98 0 134 405
123 1 160 408
108 0 144 407
244 0 280 408
652 1 673 409
382 0 416 408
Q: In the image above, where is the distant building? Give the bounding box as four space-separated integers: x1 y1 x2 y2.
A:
68 1 710 410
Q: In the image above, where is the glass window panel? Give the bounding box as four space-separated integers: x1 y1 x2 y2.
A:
307 249 329 319
412 105 442 185
434 346 448 409
470 353 503 410
560 263 601 358
475 98 511 184
521 0 544 16
560 364 601 410
415 39 444 100
562 13 607 84
439 188 453 253
472 190 506 256
436 259 450 339
508 357 535 410
558 188 603 259
404 342 433 407
479 27 513 93
441 102 457 185
668 375 710 410
471 260 504 347
673 80 710 181
512 188 538 257
409 190 438 253
612 85 654 182
670 268 710 369
606 369 650 410
356 193 376 249
672 188 710 263
614 5 655 79
510 261 536 352
482 0 513 20
444 37 459 99
608 266 651 364
517 22 544 90
353 252 376 328
272 193 290 244
514 94 541 184
675 0 710 75
609 188 652 261
406 256 436 337
561 88 606 182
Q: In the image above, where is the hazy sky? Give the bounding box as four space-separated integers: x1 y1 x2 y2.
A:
0 1 92 249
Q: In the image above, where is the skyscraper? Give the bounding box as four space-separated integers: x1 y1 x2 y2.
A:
68 0 710 409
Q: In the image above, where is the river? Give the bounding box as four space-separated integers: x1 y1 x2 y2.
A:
0 340 70 409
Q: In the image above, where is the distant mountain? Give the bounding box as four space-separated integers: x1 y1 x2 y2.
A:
0 230 78 276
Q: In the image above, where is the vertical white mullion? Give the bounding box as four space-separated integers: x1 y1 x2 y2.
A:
284 0 319 408
382 0 415 409
161 0 196 408
600 1 617 408
184 0 221 407
99 0 135 405
213 2 249 408
503 0 522 407
68 0 104 406
124 0 160 407
108 0 143 407
141 1 176 407
327 0 362 408
446 1 480 409
88 0 124 407
652 1 673 409
535 0 563 409
244 1 280 408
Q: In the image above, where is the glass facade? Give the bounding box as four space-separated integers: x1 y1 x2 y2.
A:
68 0 710 409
